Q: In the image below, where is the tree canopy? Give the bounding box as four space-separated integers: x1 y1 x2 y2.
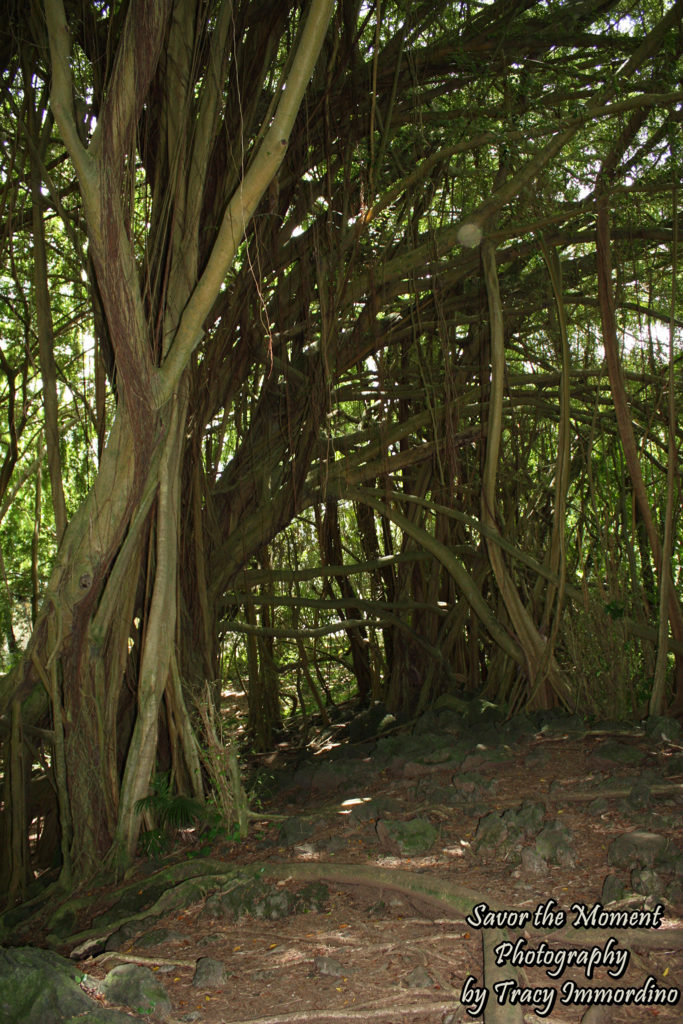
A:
0 0 681 901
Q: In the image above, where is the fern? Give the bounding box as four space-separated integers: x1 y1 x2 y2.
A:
135 773 206 830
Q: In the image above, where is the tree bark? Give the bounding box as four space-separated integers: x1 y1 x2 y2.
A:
596 198 683 706
3 0 336 878
480 241 570 708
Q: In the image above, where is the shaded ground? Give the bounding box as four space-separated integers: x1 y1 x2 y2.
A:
5 708 683 1023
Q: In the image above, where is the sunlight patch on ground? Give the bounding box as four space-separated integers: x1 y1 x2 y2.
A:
338 796 372 816
442 842 470 859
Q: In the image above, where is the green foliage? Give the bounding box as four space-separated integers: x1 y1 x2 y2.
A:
137 828 170 859
247 768 278 810
135 776 246 858
563 598 657 721
604 600 625 621
134 773 203 828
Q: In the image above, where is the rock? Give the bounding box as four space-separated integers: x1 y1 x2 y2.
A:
502 714 536 741
533 710 585 736
535 822 576 867
197 932 225 946
474 811 510 853
435 709 466 731
475 744 515 763
525 747 550 766
638 812 669 832
666 879 683 904
295 882 329 912
307 761 362 793
349 796 401 823
421 746 461 765
100 963 172 1020
508 801 545 836
520 848 548 876
631 868 665 898
467 724 505 749
402 761 432 778
376 734 431 763
421 780 485 816
404 965 434 988
670 852 683 878
607 831 669 869
105 921 143 951
414 739 472 766
192 957 228 989
592 741 645 766
413 710 447 737
278 816 317 847
137 927 186 948
314 955 347 977
326 740 375 761
463 700 506 727
663 752 683 777
475 801 546 863
202 876 327 922
0 947 134 1024
348 702 391 742
451 770 494 798
100 962 172 1019
626 781 651 810
601 873 625 904
253 889 292 919
375 817 438 856
644 715 682 744
433 693 469 716
202 877 269 921
375 734 407 760
319 834 350 853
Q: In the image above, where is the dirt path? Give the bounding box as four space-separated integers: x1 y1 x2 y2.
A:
16 722 683 1023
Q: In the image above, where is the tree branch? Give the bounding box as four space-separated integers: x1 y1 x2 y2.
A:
157 0 335 402
44 0 96 192
90 0 173 170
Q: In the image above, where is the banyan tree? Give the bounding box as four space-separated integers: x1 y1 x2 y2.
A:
0 0 681 899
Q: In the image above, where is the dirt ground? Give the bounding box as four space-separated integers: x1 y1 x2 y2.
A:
26 727 683 1023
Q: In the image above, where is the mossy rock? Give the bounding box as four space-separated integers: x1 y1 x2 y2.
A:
100 963 171 1020
0 947 134 1024
376 817 438 856
592 741 645 765
534 822 576 866
203 877 328 921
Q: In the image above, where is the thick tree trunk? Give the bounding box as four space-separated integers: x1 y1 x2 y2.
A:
0 0 336 884
111 391 203 868
5 409 143 876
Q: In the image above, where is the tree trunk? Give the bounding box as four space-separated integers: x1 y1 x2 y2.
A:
596 198 683 707
480 241 570 708
1 0 335 881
